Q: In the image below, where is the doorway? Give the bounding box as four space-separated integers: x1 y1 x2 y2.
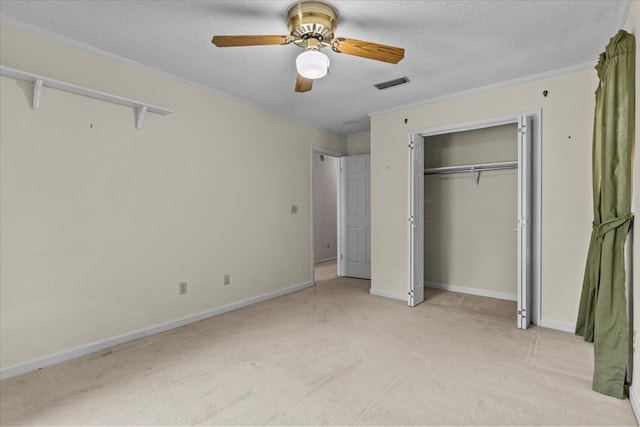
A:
311 147 341 283
408 112 541 329
311 148 372 284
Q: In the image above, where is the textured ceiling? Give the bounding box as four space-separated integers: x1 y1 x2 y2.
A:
0 1 630 136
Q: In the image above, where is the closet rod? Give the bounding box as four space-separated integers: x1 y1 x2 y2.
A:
424 160 518 175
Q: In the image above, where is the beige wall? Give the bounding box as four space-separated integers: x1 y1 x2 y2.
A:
623 0 640 395
0 23 346 370
371 67 596 326
313 154 339 262
347 132 370 155
424 124 517 297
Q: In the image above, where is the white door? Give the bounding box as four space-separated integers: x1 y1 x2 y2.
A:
408 135 424 306
341 155 371 279
517 115 533 329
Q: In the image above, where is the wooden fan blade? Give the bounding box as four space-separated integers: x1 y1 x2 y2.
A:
295 74 313 93
332 37 404 64
212 35 289 47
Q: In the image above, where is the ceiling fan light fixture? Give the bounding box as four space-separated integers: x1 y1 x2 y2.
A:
211 0 405 93
296 49 330 79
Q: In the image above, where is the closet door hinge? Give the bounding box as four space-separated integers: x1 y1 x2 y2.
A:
518 124 527 134
408 141 415 149
340 253 343 261
518 309 526 318
408 215 415 225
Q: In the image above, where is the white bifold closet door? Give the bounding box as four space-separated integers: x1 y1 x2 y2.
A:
517 115 532 329
408 135 424 307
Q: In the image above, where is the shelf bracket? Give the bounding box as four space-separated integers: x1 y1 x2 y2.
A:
474 170 481 186
135 105 147 130
32 78 43 110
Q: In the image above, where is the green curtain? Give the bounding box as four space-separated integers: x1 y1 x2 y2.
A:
575 29 635 399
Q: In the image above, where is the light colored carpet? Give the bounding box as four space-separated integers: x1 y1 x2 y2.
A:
0 273 636 426
314 259 338 282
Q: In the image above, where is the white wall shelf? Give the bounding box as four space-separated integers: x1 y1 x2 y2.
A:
0 65 172 129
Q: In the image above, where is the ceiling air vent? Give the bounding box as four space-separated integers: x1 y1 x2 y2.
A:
373 76 410 90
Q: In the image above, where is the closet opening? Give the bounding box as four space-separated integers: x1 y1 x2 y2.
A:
408 113 541 329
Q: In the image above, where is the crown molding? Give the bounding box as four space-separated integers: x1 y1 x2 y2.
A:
368 61 596 118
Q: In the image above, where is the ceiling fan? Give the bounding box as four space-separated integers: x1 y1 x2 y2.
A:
211 1 405 93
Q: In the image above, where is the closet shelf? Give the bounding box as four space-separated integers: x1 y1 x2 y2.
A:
0 65 172 129
424 160 518 175
424 160 518 185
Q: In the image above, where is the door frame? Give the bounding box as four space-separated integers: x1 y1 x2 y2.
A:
311 146 344 284
407 110 542 326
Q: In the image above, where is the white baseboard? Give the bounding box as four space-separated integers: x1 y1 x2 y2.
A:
369 288 407 302
537 319 576 333
630 386 640 424
424 281 517 301
314 256 337 264
0 280 314 380
424 282 579 333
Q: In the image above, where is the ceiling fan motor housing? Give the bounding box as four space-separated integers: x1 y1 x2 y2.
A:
287 1 339 49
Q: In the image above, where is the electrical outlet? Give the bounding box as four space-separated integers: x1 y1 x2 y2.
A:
179 281 187 295
224 274 230 286
291 205 298 214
